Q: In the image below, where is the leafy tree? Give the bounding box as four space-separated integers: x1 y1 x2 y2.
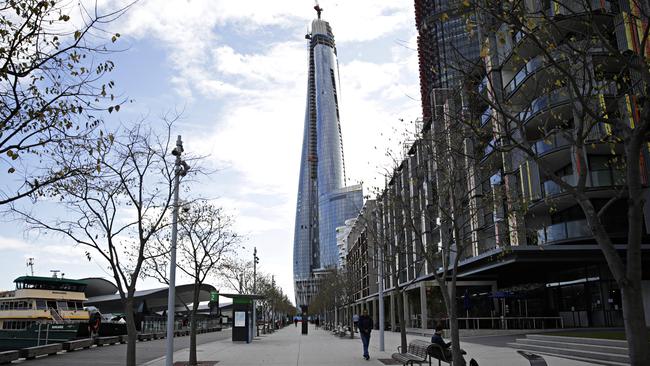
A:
0 0 129 205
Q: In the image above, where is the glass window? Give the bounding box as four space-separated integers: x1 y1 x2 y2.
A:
35 300 46 310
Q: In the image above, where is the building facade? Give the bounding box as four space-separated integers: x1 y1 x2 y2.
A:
293 8 363 307
336 0 650 334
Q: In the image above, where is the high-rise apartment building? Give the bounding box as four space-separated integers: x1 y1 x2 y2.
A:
293 6 363 307
336 4 650 362
415 0 480 121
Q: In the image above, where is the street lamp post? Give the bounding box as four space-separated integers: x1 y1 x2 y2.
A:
165 136 189 366
376 205 385 351
252 247 259 338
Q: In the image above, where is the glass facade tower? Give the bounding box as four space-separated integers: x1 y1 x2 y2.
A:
293 11 363 307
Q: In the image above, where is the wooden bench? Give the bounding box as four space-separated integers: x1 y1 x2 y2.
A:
63 338 94 351
95 336 120 346
19 343 62 360
0 350 19 364
391 341 429 366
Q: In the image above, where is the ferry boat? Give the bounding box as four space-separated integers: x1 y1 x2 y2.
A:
0 276 90 351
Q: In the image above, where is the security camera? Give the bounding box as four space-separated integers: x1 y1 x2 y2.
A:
171 146 183 156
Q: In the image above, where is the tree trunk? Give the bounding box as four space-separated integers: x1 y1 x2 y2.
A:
621 279 650 365
189 284 200 365
397 289 407 353
124 296 138 366
448 279 464 365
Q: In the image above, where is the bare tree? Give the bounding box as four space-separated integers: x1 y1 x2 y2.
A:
0 0 130 205
218 257 255 294
351 103 494 362
14 119 183 366
144 200 239 366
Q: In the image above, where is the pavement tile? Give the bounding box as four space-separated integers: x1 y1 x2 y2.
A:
143 324 597 366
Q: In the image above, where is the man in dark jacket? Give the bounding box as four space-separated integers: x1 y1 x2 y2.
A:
432 324 468 365
358 309 373 360
431 324 451 349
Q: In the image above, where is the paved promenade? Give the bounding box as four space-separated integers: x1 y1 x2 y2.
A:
144 324 595 366
13 330 230 365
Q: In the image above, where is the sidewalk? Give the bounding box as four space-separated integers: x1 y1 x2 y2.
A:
143 324 595 366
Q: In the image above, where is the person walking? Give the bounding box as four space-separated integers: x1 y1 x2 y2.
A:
358 309 373 360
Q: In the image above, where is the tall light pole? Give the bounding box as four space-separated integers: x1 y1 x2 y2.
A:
252 247 259 338
165 136 189 366
376 205 385 351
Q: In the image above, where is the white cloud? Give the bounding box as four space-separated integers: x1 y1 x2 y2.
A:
61 0 422 300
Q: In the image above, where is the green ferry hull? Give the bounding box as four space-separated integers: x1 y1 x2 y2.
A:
0 323 83 351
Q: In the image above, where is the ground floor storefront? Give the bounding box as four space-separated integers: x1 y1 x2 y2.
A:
335 245 650 333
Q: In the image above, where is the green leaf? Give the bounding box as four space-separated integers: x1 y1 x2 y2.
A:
108 106 113 113
74 30 81 40
7 167 15 174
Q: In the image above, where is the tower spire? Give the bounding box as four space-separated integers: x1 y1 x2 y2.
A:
314 1 323 19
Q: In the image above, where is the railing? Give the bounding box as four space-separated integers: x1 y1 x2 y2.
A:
49 308 64 324
542 174 577 196
531 134 571 156
547 0 612 17
542 169 625 198
536 219 591 244
480 107 492 127
438 316 564 330
141 318 222 334
504 56 547 96
478 76 488 96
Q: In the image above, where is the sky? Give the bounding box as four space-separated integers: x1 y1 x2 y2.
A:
0 0 422 303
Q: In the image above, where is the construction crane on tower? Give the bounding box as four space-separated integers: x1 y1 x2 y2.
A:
314 1 323 19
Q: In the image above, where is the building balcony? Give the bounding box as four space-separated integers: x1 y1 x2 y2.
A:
499 0 614 70
536 219 591 244
518 82 616 131
518 88 571 124
481 138 498 162
478 76 489 98
480 107 492 127
531 133 571 157
504 51 569 102
539 168 625 200
547 0 612 18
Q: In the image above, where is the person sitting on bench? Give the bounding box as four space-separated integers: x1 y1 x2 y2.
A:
431 324 468 365
431 324 451 349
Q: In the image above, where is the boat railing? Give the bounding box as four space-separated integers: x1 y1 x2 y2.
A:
49 308 64 323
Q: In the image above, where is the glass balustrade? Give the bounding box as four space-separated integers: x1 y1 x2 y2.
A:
532 134 570 155
547 0 611 17
480 108 492 126
478 76 488 96
591 170 626 187
542 175 577 197
504 56 545 96
536 219 590 244
518 89 570 122
483 139 497 158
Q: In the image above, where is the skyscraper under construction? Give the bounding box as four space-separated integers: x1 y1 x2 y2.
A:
293 4 362 307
